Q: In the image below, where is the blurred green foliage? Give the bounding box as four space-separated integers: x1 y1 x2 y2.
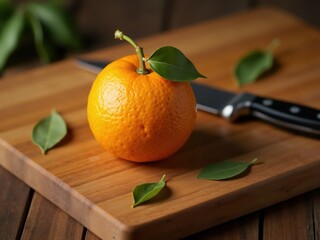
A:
0 0 82 75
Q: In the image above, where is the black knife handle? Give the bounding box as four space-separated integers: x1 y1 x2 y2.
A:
222 93 320 136
251 96 320 135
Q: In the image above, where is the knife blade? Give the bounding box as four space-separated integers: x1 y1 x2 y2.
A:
76 59 320 136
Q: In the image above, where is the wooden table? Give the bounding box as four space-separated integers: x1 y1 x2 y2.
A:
1 7 320 240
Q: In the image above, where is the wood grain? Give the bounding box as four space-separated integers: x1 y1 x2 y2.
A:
184 213 259 240
21 192 84 240
0 167 32 240
258 0 320 29
0 8 320 240
263 194 314 240
86 231 102 240
313 189 320 240
1 165 319 239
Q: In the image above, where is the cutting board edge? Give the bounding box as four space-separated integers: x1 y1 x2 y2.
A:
0 138 137 240
125 160 320 240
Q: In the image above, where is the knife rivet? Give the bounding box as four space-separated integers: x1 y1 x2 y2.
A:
222 105 234 119
317 113 320 119
290 106 300 114
262 99 273 106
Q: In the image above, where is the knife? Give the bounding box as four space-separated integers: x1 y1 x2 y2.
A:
76 59 320 136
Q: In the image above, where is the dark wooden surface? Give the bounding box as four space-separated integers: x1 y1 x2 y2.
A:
0 165 319 239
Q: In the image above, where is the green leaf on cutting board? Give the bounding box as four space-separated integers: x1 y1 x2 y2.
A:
32 109 67 154
234 39 279 86
198 158 258 180
132 174 166 208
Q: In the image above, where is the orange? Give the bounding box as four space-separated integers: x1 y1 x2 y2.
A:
87 54 196 162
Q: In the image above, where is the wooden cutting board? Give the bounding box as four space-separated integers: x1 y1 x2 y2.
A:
1 8 320 240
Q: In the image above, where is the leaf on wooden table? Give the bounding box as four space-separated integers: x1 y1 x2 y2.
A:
32 109 67 154
147 46 206 82
132 174 166 208
198 158 258 180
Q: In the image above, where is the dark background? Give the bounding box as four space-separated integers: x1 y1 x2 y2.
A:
69 0 320 50
5 0 320 75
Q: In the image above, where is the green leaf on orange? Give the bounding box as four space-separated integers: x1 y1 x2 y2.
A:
132 174 166 208
147 46 206 82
